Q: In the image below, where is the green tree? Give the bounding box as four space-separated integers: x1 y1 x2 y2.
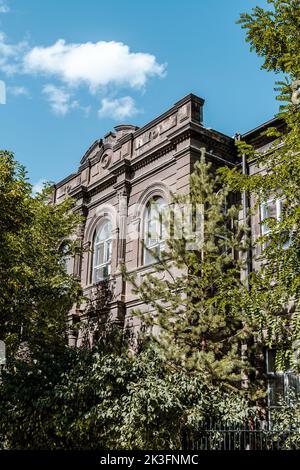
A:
238 0 300 76
0 344 253 450
0 152 255 449
126 152 258 396
0 151 82 356
221 0 300 369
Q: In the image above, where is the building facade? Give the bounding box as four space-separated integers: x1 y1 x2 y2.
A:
54 93 285 379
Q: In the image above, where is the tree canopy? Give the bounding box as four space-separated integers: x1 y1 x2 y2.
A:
0 150 82 356
221 0 300 370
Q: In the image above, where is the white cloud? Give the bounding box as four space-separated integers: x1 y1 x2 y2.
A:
23 39 166 91
0 32 28 75
42 84 77 115
7 85 29 96
0 1 9 13
0 35 166 117
98 96 139 120
32 179 47 196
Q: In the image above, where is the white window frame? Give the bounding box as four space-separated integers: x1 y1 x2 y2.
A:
260 198 282 236
92 221 112 283
266 349 300 408
143 197 166 265
260 197 291 249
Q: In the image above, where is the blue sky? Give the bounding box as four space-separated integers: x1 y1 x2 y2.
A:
0 0 279 189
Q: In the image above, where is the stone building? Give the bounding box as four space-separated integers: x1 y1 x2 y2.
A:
54 93 292 404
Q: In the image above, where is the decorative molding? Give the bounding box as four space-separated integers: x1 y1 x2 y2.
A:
100 153 111 169
84 207 118 244
86 175 118 198
131 156 175 186
133 181 170 220
80 139 103 165
55 172 79 190
86 189 117 211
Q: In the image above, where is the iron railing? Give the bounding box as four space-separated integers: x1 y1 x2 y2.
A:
183 416 300 450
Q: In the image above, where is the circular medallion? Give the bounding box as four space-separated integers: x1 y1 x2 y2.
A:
101 153 111 169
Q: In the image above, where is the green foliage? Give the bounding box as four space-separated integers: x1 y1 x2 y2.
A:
0 345 253 450
238 0 300 77
269 392 300 449
221 0 300 370
4 1 300 447
0 151 82 355
0 152 257 449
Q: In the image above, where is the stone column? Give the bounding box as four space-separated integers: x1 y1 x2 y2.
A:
117 185 130 266
74 204 88 279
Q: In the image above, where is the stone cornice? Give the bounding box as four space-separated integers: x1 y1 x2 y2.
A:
187 122 236 162
187 121 233 144
68 185 88 199
134 108 178 138
56 121 236 202
104 131 116 140
243 117 286 149
131 140 176 172
79 160 90 171
110 158 132 176
174 93 204 109
55 95 208 190
86 189 117 210
131 156 176 186
132 93 204 139
113 179 132 194
113 128 136 151
86 174 118 198
55 172 79 189
125 298 148 310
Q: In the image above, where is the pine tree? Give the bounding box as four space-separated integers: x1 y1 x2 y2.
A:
127 151 255 394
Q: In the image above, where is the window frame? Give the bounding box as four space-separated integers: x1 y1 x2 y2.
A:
266 349 300 408
143 196 167 266
260 198 282 237
91 220 112 284
260 197 291 250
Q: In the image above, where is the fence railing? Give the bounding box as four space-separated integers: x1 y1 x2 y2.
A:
183 415 300 450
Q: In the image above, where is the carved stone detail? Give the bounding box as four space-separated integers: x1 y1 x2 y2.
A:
135 113 177 151
101 153 111 169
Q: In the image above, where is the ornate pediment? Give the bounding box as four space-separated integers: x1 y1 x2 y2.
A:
80 139 103 165
80 139 115 166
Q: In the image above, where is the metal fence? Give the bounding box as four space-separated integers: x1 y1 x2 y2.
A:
183 417 300 450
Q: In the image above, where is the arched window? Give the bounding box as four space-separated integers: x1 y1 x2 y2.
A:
92 220 112 283
143 196 166 265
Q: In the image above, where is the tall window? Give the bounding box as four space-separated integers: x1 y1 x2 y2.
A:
260 198 290 248
143 196 166 265
266 349 300 407
92 220 112 283
260 198 282 236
